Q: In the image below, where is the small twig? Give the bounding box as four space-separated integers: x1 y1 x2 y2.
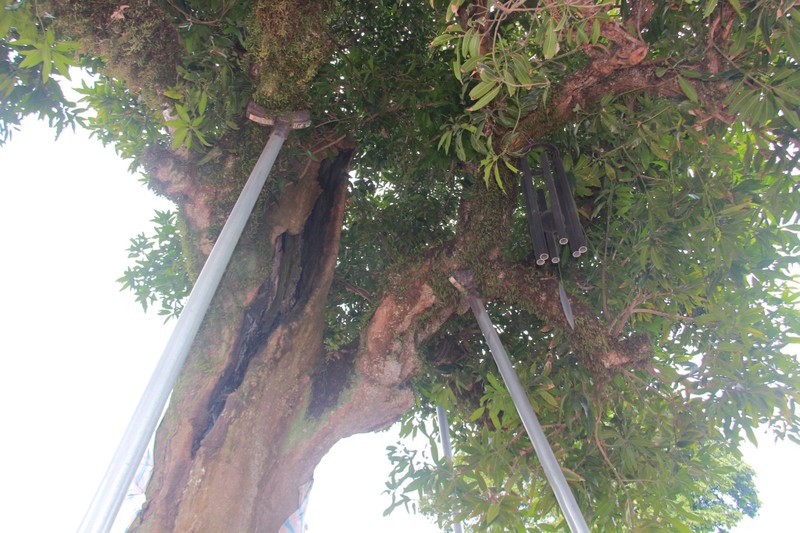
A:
312 134 348 155
629 308 695 321
335 275 373 303
165 0 234 26
601 185 613 320
622 368 672 402
594 413 625 487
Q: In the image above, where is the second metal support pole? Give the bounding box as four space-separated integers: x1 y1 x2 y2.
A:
463 293 590 533
436 404 464 533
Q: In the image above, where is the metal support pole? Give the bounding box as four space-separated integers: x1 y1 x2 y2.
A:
436 405 464 533
452 279 590 533
79 120 294 533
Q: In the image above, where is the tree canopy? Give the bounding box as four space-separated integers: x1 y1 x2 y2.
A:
3 0 799 531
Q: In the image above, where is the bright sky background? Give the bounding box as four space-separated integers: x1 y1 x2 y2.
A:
0 116 797 532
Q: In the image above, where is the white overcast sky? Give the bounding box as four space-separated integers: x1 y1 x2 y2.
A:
0 116 797 532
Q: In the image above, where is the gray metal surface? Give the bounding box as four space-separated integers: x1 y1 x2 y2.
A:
78 120 292 533
466 294 590 533
436 404 464 533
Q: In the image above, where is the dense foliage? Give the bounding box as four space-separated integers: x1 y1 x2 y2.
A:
3 0 799 531
117 210 191 320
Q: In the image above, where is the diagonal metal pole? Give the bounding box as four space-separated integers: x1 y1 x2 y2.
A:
449 276 590 533
79 111 309 533
436 405 464 533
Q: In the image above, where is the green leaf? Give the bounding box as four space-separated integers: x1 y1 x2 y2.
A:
483 160 493 186
468 84 501 111
774 85 800 106
704 0 718 18
539 389 559 408
41 53 52 82
511 54 533 86
782 22 800 60
175 103 191 123
670 519 694 533
455 130 466 161
452 56 461 81
468 406 485 421
742 424 758 447
437 129 452 154
543 22 559 60
468 29 480 58
0 9 13 38
469 80 498 100
677 76 699 103
164 119 187 129
52 53 72 79
198 91 208 116
431 28 459 48
18 49 43 69
493 160 503 189
171 127 188 150
461 28 473 58
487 502 501 524
460 54 482 76
193 129 211 147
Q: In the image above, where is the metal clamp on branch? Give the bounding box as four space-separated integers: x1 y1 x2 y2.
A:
246 102 313 130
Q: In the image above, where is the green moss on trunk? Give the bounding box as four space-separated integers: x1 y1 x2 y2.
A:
247 0 332 111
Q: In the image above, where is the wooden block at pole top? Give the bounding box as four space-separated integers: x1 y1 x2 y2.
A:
246 102 312 129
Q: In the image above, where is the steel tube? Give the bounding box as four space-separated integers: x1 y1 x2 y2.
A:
465 296 590 533
540 153 569 245
519 156 549 264
550 149 587 257
436 405 464 533
78 121 292 533
538 195 560 264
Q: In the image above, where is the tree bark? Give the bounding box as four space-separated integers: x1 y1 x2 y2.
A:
132 147 359 531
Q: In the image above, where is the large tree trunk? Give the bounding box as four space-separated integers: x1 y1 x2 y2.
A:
131 139 450 531
132 148 352 531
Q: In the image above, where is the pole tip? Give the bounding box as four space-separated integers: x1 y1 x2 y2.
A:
448 270 475 294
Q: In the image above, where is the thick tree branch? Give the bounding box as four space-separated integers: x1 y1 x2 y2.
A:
480 261 652 370
511 7 742 145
